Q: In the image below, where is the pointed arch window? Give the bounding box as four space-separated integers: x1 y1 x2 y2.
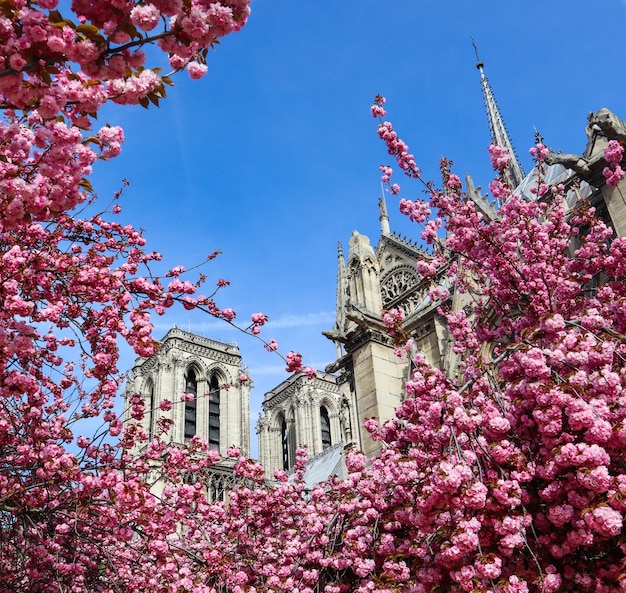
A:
208 375 220 450
184 369 197 442
209 475 225 503
320 406 331 450
281 417 290 471
146 380 155 440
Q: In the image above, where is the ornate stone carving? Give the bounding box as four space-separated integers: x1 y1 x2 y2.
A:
339 396 352 441
381 269 418 305
262 375 340 410
588 108 626 144
409 318 435 341
169 338 240 366
544 152 591 177
137 355 158 374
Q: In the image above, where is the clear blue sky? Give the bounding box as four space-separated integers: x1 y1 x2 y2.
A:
91 0 626 456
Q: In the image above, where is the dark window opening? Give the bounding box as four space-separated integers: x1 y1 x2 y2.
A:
209 375 220 450
321 407 332 450
147 381 155 440
281 418 290 471
184 369 197 442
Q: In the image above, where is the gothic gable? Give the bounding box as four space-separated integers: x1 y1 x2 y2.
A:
377 233 431 312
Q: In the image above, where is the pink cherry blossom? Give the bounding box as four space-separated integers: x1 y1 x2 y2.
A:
603 164 625 186
187 61 208 79
488 143 511 169
130 4 160 31
529 142 550 162
264 338 279 352
604 139 624 164
285 350 303 373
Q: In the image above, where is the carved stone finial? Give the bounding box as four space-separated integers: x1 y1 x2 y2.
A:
465 173 498 221
348 231 377 266
378 196 391 235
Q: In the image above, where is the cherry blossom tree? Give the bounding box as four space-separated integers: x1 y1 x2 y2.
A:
0 1 254 591
2 0 625 589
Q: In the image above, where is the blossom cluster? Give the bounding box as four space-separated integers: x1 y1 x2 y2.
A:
249 311 269 335
382 307 404 336
488 143 511 170
529 142 550 162
371 95 420 197
0 1 254 591
602 139 625 186
354 100 626 593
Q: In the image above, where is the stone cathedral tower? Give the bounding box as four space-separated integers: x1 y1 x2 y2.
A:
257 370 358 477
256 57 524 469
125 327 251 499
322 210 454 459
317 54 530 460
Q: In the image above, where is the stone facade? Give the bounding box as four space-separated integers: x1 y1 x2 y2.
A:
256 371 357 473
124 327 251 498
320 227 454 459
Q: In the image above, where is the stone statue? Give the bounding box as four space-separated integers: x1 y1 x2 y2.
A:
340 396 352 441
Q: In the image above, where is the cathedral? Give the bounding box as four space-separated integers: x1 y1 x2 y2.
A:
125 59 626 489
257 60 626 478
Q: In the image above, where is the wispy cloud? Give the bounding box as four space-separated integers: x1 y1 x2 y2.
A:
264 311 335 329
152 311 335 335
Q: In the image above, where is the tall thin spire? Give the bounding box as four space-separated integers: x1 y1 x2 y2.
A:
472 40 525 189
335 241 348 330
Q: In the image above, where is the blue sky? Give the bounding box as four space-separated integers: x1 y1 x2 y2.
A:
91 0 626 456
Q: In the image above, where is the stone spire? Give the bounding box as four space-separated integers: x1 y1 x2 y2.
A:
378 195 390 235
322 242 350 355
473 41 525 189
335 241 348 333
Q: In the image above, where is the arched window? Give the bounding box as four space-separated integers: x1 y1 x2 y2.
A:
210 475 225 503
208 375 220 450
184 369 197 442
320 406 331 450
146 380 155 440
281 417 290 470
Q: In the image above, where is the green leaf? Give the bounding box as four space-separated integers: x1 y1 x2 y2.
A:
76 24 100 35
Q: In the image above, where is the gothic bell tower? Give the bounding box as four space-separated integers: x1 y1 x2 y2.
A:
125 327 251 499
